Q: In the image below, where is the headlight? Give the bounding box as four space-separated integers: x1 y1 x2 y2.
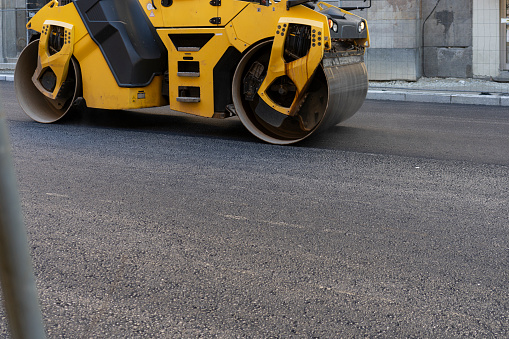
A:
328 19 338 33
358 20 366 33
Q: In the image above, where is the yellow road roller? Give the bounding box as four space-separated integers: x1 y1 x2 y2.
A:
15 0 369 144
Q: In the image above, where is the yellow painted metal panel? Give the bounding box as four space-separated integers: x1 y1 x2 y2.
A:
33 21 75 100
143 0 219 28
138 0 164 27
158 27 233 117
218 1 250 25
74 35 166 110
230 3 329 47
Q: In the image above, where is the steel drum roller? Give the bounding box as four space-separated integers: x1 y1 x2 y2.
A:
233 41 368 145
15 40 81 123
14 0 370 145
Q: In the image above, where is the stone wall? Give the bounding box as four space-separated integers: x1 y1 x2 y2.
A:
472 0 502 78
422 0 473 78
0 0 27 64
362 0 422 81
360 0 476 80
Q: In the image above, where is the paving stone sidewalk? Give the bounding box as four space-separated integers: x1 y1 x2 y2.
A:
0 72 14 82
368 77 509 106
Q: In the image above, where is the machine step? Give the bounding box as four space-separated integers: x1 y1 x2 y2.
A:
178 47 200 52
177 72 200 77
176 97 200 103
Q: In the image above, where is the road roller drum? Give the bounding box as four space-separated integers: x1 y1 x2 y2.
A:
15 0 370 145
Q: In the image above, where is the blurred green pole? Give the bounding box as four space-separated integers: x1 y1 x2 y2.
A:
0 107 45 338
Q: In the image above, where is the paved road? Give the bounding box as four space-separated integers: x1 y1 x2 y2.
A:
1 81 508 337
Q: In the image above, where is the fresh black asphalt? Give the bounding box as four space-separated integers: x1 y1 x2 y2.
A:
1 81 508 337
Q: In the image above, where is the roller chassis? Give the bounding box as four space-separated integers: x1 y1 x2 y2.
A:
15 0 370 144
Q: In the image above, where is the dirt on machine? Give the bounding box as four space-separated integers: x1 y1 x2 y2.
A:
15 0 370 145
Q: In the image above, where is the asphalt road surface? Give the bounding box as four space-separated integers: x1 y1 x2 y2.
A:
1 81 508 337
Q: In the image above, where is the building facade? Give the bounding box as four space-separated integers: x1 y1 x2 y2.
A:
0 0 27 66
355 0 509 81
1 0 509 81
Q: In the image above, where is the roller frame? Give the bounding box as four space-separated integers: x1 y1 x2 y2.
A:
233 40 367 144
15 0 370 144
15 40 81 123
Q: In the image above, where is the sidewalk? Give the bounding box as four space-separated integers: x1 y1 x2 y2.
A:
367 77 509 107
0 73 14 82
0 67 14 82
1 68 508 106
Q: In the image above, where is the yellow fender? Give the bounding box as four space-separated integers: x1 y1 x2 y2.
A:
32 20 75 101
257 17 327 116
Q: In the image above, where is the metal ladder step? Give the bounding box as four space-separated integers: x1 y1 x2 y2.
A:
177 72 200 77
176 97 200 103
177 47 200 52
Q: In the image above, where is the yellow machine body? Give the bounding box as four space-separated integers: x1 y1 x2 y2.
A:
16 0 370 144
25 0 166 110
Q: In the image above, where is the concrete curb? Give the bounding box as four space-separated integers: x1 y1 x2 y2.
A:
0 74 14 82
367 89 509 107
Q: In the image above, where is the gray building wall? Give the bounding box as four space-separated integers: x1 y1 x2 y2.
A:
0 0 68 69
422 0 473 78
0 0 27 65
355 0 477 80
362 0 423 81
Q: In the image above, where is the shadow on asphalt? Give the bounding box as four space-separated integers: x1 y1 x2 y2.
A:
61 106 256 142
43 104 509 165
57 105 368 149
9 96 509 164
